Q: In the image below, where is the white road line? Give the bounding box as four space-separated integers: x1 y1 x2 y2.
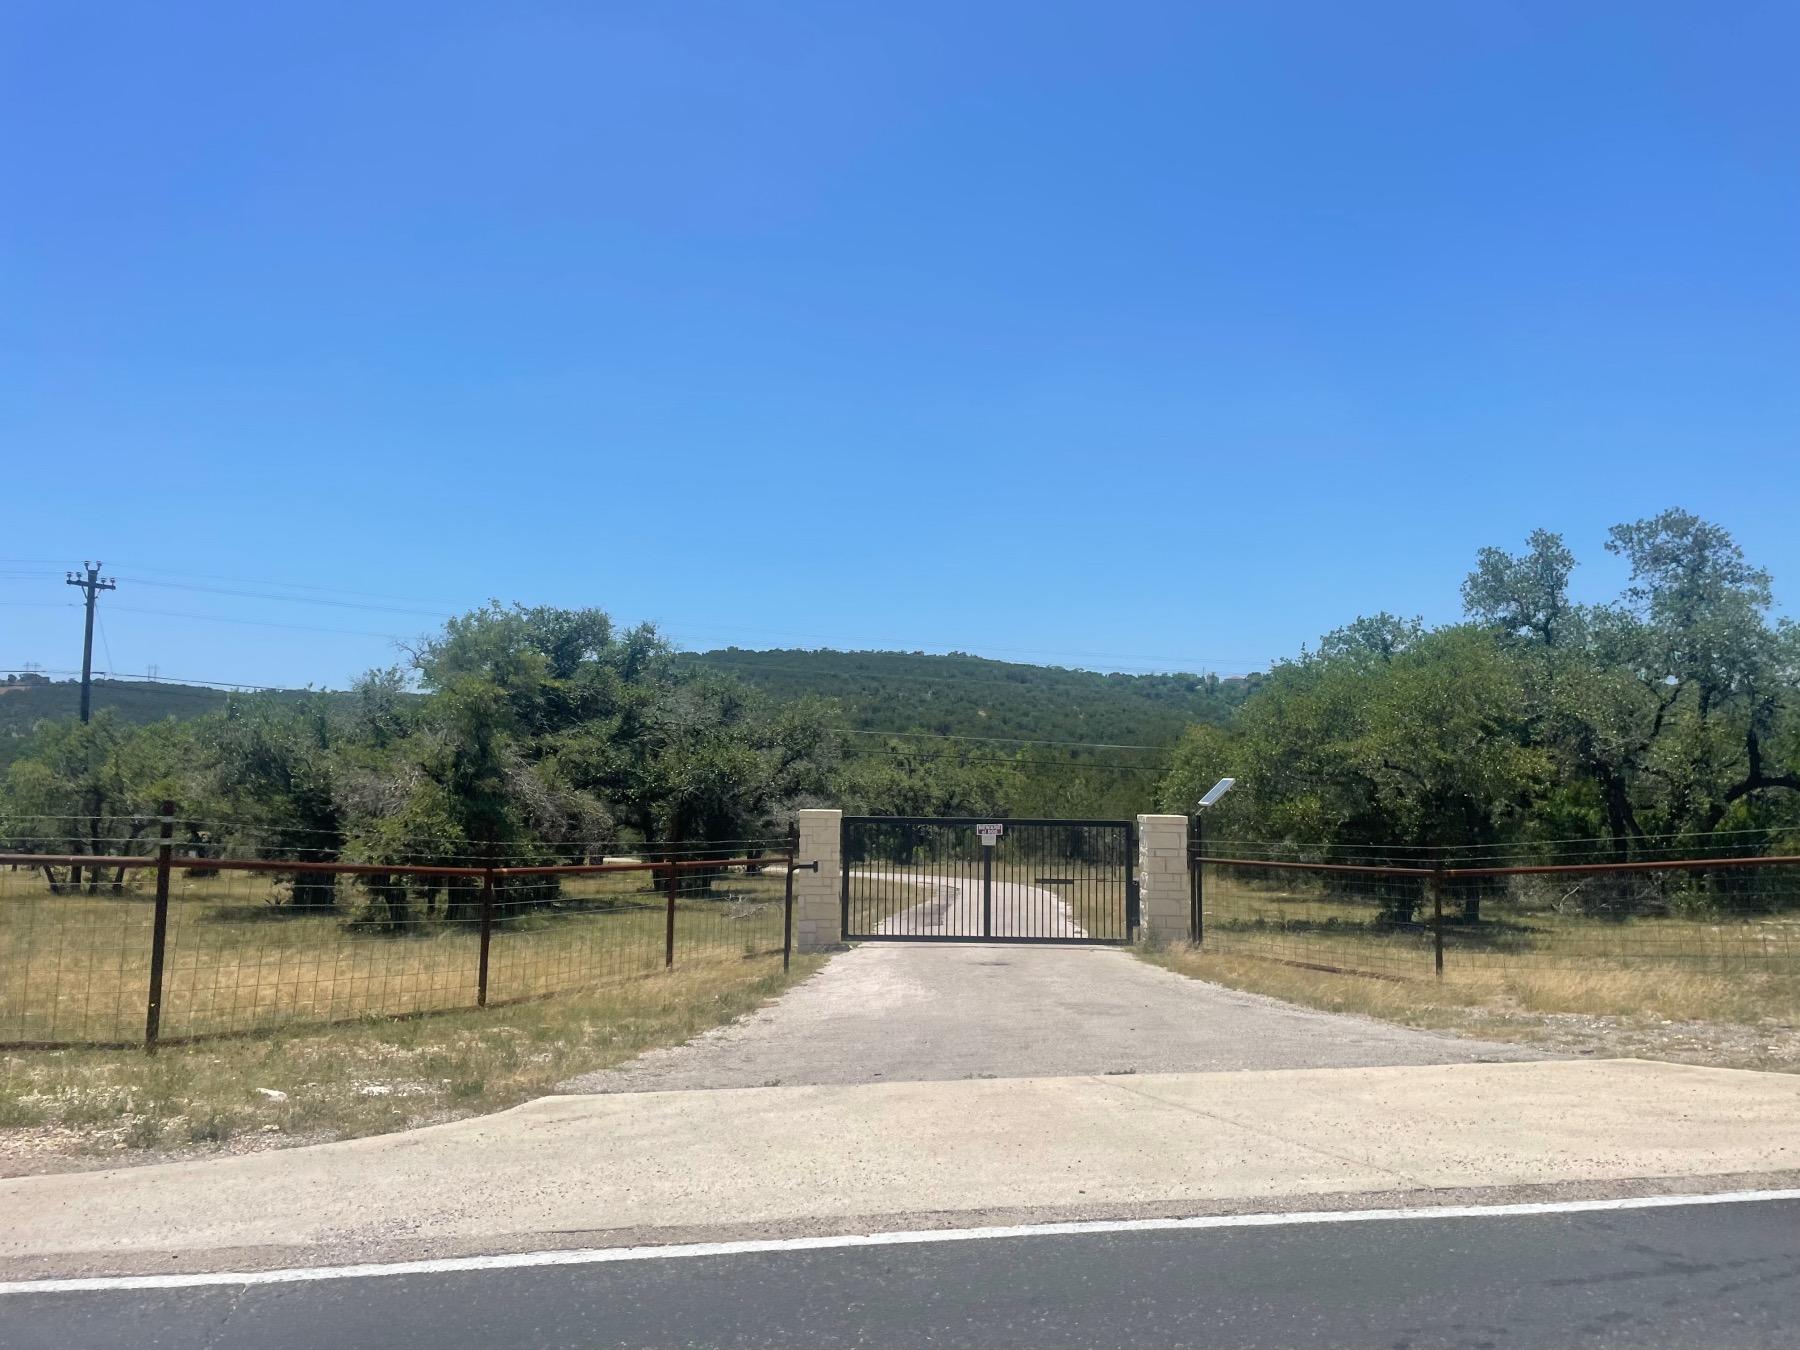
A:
5 1189 1799 1296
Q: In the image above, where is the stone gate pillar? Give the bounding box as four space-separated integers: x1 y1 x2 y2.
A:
793 808 842 952
1136 813 1190 945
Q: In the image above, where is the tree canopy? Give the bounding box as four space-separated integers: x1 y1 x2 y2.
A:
1160 510 1798 858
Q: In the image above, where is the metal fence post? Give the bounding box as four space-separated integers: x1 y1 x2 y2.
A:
1191 813 1205 945
477 867 495 1007
782 824 798 973
664 853 678 968
1430 856 1446 979
143 800 175 1053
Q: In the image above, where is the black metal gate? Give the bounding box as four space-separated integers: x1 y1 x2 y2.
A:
841 817 1136 944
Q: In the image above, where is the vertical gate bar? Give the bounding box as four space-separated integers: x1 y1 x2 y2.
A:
1064 824 1072 937
898 821 906 935
895 823 904 935
1057 824 1065 938
1012 824 1019 937
951 825 961 937
1080 824 1087 937
1019 824 1028 937
1083 824 1091 938
1076 824 1084 937
967 825 976 938
905 822 913 934
982 836 993 938
1013 825 1021 936
1096 825 1104 938
1084 824 1092 938
1029 824 1044 943
1065 824 1073 937
1037 825 1045 937
664 857 677 968
143 799 175 1053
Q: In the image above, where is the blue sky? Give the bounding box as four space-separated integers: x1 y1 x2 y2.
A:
4 2 1796 688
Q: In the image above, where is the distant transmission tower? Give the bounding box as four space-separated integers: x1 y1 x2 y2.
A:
65 561 117 724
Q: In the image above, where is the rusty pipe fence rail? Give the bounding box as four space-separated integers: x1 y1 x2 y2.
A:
1189 843 1800 981
0 808 812 1051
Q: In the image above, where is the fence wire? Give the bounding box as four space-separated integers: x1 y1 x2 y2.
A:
1196 839 1800 982
0 825 795 1048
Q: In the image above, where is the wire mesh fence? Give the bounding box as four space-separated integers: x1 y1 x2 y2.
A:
1195 832 1800 982
0 813 800 1049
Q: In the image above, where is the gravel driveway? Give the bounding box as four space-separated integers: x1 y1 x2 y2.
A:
863 871 1094 938
560 943 1535 1093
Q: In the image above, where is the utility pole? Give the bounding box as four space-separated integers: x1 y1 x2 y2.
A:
65 561 117 724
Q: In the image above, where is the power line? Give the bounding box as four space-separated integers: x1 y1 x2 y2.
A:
100 562 458 607
107 604 411 641
113 577 453 619
95 609 116 679
1 668 326 693
12 564 1268 677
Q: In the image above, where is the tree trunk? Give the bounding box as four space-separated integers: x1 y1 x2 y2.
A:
291 871 337 912
444 875 481 924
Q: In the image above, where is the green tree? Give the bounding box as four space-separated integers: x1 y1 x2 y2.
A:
1462 529 1576 647
0 714 193 893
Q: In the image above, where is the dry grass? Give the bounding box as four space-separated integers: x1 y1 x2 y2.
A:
0 950 825 1175
1203 872 1800 976
1141 944 1800 1074
1 868 787 1045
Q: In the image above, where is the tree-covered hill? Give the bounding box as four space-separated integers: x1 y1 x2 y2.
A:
0 678 337 771
0 651 1256 821
681 649 1256 747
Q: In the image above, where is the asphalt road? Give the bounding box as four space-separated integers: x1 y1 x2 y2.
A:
10 1198 1798 1349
